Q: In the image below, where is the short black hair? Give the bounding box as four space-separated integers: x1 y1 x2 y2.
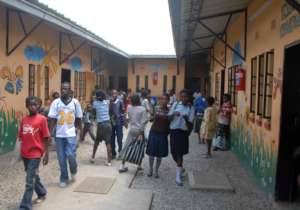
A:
207 97 215 106
95 90 106 99
131 95 141 106
25 96 39 106
141 89 148 98
52 91 59 98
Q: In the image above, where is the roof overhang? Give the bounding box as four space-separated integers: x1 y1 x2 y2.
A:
130 55 176 60
0 0 129 58
169 0 251 58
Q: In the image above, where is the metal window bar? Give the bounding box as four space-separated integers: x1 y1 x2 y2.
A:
250 57 257 113
263 51 274 119
257 54 265 116
29 64 35 96
44 66 49 100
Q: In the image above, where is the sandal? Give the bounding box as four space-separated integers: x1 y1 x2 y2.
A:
33 196 46 205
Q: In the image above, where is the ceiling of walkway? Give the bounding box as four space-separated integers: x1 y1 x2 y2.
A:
169 0 251 58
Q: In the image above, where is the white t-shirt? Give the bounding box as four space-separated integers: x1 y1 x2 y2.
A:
48 98 83 138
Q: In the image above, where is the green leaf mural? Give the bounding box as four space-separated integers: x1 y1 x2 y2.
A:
0 108 19 155
231 122 277 197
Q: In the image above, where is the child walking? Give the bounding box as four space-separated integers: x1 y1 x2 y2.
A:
18 96 50 210
119 95 148 173
80 103 96 142
200 97 218 158
146 94 170 178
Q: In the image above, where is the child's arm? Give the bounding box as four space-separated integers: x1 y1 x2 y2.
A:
43 137 50 165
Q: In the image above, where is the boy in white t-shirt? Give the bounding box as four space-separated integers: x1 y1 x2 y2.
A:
48 82 83 187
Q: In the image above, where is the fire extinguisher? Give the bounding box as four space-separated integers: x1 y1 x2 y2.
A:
235 68 246 91
152 72 158 86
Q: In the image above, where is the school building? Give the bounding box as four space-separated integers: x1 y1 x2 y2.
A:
127 55 185 96
0 0 128 155
169 0 300 201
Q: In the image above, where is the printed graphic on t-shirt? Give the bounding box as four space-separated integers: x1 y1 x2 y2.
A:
22 124 40 135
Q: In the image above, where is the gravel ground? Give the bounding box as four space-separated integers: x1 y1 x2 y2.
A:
131 133 300 210
0 136 107 210
1 129 300 210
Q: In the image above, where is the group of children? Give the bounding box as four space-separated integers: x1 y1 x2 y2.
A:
17 84 233 210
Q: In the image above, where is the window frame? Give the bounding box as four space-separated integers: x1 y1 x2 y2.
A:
257 54 265 116
29 64 35 96
228 65 238 107
263 51 274 119
163 75 167 93
44 66 49 100
250 57 258 113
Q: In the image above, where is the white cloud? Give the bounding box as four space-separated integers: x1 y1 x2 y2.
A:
39 0 175 55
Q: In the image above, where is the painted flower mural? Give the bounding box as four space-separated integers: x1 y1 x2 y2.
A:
0 65 24 95
24 43 59 78
69 56 82 71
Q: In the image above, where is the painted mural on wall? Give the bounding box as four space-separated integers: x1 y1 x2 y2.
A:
0 65 24 95
69 56 83 71
230 93 277 196
24 43 59 78
280 2 300 37
92 58 102 74
0 93 23 155
232 41 244 66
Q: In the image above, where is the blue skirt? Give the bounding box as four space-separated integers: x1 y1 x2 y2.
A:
146 130 168 158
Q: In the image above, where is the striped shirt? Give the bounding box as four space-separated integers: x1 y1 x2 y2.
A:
93 100 110 123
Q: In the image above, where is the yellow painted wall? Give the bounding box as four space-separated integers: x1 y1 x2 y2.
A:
211 0 300 196
0 4 126 154
128 58 185 97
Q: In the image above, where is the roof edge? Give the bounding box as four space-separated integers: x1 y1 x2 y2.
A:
0 0 129 57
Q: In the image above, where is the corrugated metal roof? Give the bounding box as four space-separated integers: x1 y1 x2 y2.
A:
0 0 129 57
169 0 251 57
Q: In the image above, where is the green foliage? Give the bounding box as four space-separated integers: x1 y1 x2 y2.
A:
0 109 19 155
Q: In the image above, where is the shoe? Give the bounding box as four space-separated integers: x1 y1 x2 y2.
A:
59 182 67 188
105 162 112 166
180 168 187 178
119 166 128 173
32 196 46 205
147 171 153 177
176 179 183 186
90 158 95 164
154 172 159 179
70 173 76 182
117 154 122 160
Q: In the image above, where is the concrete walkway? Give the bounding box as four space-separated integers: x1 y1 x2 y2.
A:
132 133 300 210
0 128 152 210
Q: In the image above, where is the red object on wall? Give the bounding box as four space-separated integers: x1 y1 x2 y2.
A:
152 72 158 85
235 68 246 91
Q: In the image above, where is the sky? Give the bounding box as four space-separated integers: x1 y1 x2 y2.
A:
39 0 175 55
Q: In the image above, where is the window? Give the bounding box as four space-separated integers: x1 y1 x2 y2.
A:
172 75 176 92
250 50 274 121
44 66 49 100
109 76 114 90
163 75 167 93
263 51 274 119
136 75 140 92
257 54 265 116
96 74 100 88
228 66 238 106
145 75 148 90
74 72 86 99
74 71 79 98
250 58 257 113
215 72 220 103
29 64 35 96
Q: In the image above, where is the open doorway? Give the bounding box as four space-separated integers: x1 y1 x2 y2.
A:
61 68 71 84
276 42 300 202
